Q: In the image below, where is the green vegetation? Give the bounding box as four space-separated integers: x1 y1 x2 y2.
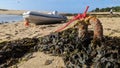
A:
0 9 8 11
91 6 120 12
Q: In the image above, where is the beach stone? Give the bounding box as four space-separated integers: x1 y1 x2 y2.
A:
44 59 54 65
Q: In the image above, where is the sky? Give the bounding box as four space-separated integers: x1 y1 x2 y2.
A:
0 0 120 13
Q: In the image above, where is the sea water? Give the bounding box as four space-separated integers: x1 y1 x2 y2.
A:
0 14 23 23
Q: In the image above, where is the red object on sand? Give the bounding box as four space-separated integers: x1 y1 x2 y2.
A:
24 19 29 26
55 6 89 32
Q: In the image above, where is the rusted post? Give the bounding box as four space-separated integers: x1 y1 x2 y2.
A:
76 20 88 39
76 16 103 41
24 18 29 26
89 17 103 41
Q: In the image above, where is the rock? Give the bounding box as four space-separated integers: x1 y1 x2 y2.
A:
44 59 54 65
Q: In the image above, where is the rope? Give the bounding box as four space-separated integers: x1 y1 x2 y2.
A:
55 6 89 32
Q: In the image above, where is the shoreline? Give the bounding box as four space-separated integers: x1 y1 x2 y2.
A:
0 10 26 15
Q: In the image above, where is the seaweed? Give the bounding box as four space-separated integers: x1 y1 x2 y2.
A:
0 28 120 68
0 38 38 67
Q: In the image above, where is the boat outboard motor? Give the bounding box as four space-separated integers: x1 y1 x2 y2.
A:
52 11 58 15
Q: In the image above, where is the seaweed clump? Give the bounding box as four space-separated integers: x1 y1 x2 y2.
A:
0 28 120 68
0 38 38 67
36 28 120 68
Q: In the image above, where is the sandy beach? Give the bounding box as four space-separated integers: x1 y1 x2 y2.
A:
0 10 120 68
0 0 120 67
0 21 66 42
0 17 120 42
0 10 25 15
0 21 67 68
